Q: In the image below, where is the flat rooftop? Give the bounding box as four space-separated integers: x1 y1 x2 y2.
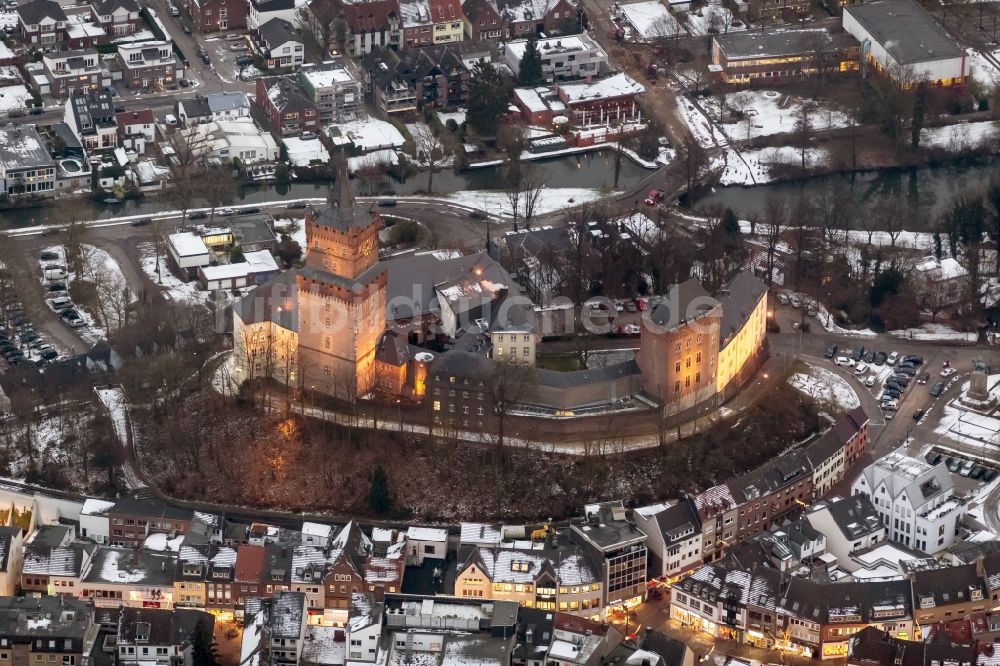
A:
715 28 858 59
845 0 964 64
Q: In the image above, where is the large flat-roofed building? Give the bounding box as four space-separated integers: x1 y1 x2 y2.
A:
711 29 860 84
842 0 968 86
0 125 56 198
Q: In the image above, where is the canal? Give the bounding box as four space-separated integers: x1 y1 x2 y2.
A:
2 150 652 227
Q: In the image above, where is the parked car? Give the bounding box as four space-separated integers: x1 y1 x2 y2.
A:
887 351 899 365
776 293 789 305
903 355 924 365
913 409 926 421
39 251 59 261
865 374 877 388
219 208 236 216
946 457 961 472
789 295 801 308
230 42 247 51
201 54 210 65
854 362 869 375
236 207 260 215
873 351 887 366
896 367 916 377
835 356 855 367
930 381 945 396
644 189 664 206
300 131 317 141
226 33 243 40
984 468 999 482
182 24 192 34
941 367 956 377
917 371 930 384
824 344 838 358
863 350 875 364
851 347 865 361
130 217 152 227
971 465 985 480
378 198 397 207
187 211 207 220
960 460 975 477
469 209 488 219
235 55 254 66
286 202 307 210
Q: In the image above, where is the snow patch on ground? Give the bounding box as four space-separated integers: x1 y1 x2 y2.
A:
922 121 997 151
212 352 238 396
968 50 1000 89
284 137 330 167
334 117 406 152
677 95 728 149
444 188 618 217
138 242 207 305
95 387 129 446
0 85 29 113
714 90 851 141
684 1 744 37
718 146 827 186
889 324 978 342
348 149 399 173
788 364 861 412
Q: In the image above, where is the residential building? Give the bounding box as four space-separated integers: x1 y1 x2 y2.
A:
63 10 107 50
64 89 118 153
726 451 814 544
364 532 406 601
569 501 646 615
711 30 860 84
174 546 210 608
847 626 979 666
115 41 183 91
184 0 247 32
843 0 968 86
805 495 886 569
489 297 537 366
116 607 215 666
405 526 447 566
806 406 869 495
107 499 194 549
0 596 100 666
180 118 281 163
361 44 485 116
912 256 969 311
255 75 319 135
851 450 962 554
90 0 142 38
911 563 989 625
116 109 156 154
462 0 575 40
399 0 464 46
461 0 502 40
0 528 24 597
299 61 364 122
240 592 308 664
38 49 110 99
198 250 280 290
553 72 645 130
80 500 115 545
0 125 57 198
633 501 702 581
205 547 237 614
80 547 179 609
253 18 305 69
176 92 252 125
344 594 381 661
249 0 296 29
454 539 603 617
504 34 607 82
308 0 399 57
21 529 93 597
17 0 67 45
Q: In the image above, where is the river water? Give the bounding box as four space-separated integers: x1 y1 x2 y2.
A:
694 156 1000 227
2 150 651 228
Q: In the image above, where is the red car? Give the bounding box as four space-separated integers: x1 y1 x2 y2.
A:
644 189 664 206
634 298 648 311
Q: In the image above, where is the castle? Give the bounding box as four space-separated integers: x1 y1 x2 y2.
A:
232 173 769 429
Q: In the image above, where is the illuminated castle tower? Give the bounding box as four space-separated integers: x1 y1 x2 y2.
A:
296 162 386 398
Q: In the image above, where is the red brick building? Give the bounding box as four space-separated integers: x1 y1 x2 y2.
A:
255 76 319 136
107 499 193 548
185 0 247 33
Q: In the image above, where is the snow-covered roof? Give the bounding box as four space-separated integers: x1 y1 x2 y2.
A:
617 0 678 40
143 532 185 553
914 255 969 281
513 87 548 113
0 125 55 170
301 65 355 88
407 526 448 542
558 72 645 103
200 251 278 282
302 522 333 539
81 498 116 516
168 232 210 258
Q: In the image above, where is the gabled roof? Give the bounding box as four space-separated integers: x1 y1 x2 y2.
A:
235 545 267 583
716 271 767 345
93 0 139 16
258 17 301 49
118 608 213 647
647 278 717 328
911 563 986 608
337 0 399 31
18 0 67 25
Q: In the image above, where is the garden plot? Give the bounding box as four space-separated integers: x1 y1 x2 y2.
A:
720 90 851 141
676 96 728 148
788 364 861 412
0 85 29 113
334 117 406 152
284 136 330 167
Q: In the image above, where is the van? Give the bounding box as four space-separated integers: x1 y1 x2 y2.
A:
165 114 178 126
43 269 67 282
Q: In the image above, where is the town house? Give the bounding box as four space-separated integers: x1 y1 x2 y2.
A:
18 0 67 46
107 499 194 548
39 50 110 99
116 41 183 90
89 0 142 38
183 0 247 32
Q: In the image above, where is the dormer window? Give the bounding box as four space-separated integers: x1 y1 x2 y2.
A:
135 622 151 643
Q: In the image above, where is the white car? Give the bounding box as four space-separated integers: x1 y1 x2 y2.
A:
865 375 877 388
881 398 898 409
776 293 790 305
855 362 869 375
835 356 855 367
887 351 899 365
790 295 801 308
940 367 956 378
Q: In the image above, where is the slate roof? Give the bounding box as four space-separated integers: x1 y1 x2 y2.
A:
456 541 599 586
252 0 295 11
911 563 987 608
0 527 20 572
813 495 884 541
118 608 213 647
18 0 66 25
0 596 93 640
110 498 193 522
384 250 511 320
261 76 314 113
534 359 641 389
778 578 912 624
726 449 811 504
93 0 139 15
429 349 496 379
233 270 298 330
716 271 767 345
258 17 300 49
647 278 717 328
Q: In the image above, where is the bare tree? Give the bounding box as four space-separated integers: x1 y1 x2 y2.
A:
410 123 450 194
201 164 237 226
521 164 548 223
487 361 533 470
762 197 786 287
165 128 211 221
792 101 816 172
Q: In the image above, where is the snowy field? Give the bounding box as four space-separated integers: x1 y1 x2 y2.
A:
348 149 398 173
968 49 1000 89
138 242 208 305
713 90 851 141
922 121 997 151
437 109 466 126
718 146 828 186
0 85 29 113
284 137 330 167
788 364 861 412
889 323 978 342
684 0 743 36
95 386 129 445
677 95 728 148
445 188 618 217
336 117 406 152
